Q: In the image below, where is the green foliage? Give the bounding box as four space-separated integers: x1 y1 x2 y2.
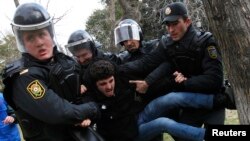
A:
115 2 123 20
86 0 123 52
0 33 21 70
224 110 239 125
86 9 111 50
0 33 20 91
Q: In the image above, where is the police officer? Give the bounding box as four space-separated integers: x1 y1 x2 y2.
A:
115 19 159 64
121 2 226 139
116 19 173 101
2 3 100 141
115 19 167 141
65 30 120 78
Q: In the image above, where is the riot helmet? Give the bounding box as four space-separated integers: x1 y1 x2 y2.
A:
114 19 143 46
11 2 55 52
65 30 95 55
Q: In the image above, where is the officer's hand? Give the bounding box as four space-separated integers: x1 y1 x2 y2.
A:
173 71 187 83
3 116 15 124
75 119 91 127
80 84 87 94
129 80 149 94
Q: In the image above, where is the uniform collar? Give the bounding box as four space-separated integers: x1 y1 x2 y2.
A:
173 25 197 49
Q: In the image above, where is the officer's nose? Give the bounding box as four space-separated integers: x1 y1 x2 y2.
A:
78 56 86 64
35 36 44 47
167 25 175 33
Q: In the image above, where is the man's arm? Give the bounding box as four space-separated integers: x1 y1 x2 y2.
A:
12 75 100 125
145 62 173 86
120 41 168 75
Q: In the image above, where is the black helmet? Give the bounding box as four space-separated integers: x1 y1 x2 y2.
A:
11 2 55 52
65 30 95 55
114 19 143 46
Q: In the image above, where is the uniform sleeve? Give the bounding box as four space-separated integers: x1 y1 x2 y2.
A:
184 39 223 93
120 40 168 76
12 74 100 125
145 62 172 86
116 51 130 64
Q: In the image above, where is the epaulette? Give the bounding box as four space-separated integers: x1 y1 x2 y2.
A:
2 58 25 80
188 32 213 51
196 32 213 47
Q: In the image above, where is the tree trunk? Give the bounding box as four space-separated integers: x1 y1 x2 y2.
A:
118 0 141 21
106 0 116 52
202 0 250 124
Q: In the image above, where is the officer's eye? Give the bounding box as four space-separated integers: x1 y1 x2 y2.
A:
25 35 35 42
39 31 46 37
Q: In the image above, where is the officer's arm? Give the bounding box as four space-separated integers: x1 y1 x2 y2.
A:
184 41 223 93
116 51 129 64
104 52 123 65
12 75 100 125
120 41 167 75
144 62 172 86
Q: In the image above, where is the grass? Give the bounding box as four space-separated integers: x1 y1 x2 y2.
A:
224 109 239 124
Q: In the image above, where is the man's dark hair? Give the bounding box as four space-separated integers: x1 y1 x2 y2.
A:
89 60 115 82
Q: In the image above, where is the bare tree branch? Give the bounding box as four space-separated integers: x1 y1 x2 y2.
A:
53 8 71 24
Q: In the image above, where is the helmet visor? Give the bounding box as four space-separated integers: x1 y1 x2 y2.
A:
114 24 140 45
65 38 92 54
11 17 55 53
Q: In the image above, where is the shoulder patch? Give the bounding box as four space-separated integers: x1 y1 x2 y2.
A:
207 46 217 59
27 80 45 99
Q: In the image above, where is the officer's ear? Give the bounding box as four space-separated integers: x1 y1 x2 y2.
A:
183 17 192 26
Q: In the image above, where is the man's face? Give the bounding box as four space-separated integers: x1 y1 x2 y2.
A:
122 40 140 53
74 48 93 65
23 29 54 60
165 18 191 41
96 76 115 97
